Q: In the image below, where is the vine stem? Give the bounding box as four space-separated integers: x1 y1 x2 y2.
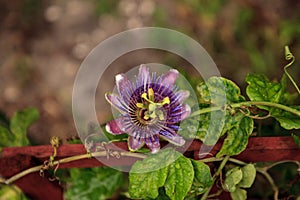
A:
190 101 300 118
2 151 147 185
200 155 230 200
256 167 279 200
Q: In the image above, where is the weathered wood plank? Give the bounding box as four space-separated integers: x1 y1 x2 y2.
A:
0 136 299 200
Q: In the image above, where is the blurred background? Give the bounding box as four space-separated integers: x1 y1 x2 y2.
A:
0 0 299 144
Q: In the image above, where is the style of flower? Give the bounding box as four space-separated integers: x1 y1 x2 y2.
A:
105 64 191 153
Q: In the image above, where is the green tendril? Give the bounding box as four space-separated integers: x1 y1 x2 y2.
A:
284 46 300 94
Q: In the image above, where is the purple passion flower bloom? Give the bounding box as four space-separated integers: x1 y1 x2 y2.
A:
105 65 191 153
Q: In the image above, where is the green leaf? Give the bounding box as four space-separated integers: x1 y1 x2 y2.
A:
246 74 300 130
0 185 28 200
195 77 246 145
129 148 194 200
238 164 256 188
191 160 213 195
246 74 283 107
64 167 123 200
0 126 14 147
271 106 300 130
230 187 247 200
292 134 300 148
10 108 39 146
197 76 245 105
164 153 194 200
178 106 201 140
224 167 243 192
196 109 226 145
129 149 171 199
217 114 254 157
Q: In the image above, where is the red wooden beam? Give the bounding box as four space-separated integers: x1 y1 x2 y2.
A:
0 136 299 199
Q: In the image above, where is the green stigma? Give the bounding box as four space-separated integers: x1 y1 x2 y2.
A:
136 88 170 120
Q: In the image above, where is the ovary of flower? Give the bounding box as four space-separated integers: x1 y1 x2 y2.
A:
136 88 170 120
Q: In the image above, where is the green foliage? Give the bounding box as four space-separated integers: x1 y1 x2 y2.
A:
224 164 256 199
129 148 194 200
10 108 39 146
93 0 118 16
238 164 256 188
195 76 254 156
224 167 243 192
64 167 123 200
195 77 245 145
195 109 226 145
230 187 247 200
129 156 168 199
217 114 253 157
246 74 284 106
246 74 300 129
292 134 300 148
0 185 28 200
0 108 38 147
190 160 213 195
197 76 245 105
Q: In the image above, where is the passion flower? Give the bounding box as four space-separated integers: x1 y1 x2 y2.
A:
105 65 191 153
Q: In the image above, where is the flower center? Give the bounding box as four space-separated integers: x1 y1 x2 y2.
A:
136 88 170 121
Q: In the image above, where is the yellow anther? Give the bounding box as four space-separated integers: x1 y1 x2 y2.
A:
161 97 170 105
144 114 150 120
148 88 155 101
141 92 148 99
136 102 145 108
